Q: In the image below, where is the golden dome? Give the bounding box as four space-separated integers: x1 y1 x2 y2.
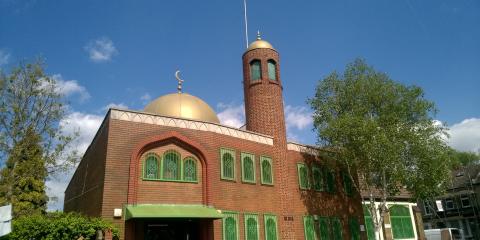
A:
246 31 275 52
144 93 220 123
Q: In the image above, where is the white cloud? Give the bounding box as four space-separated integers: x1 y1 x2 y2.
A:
0 49 10 66
217 103 245 128
51 74 90 101
103 103 128 111
447 118 480 153
141 93 152 103
284 105 313 130
47 112 104 211
84 37 118 62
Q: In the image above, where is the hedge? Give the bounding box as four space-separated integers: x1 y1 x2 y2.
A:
1 212 118 240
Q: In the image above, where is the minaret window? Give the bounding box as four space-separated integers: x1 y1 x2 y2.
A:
250 60 262 81
144 153 159 179
267 60 277 81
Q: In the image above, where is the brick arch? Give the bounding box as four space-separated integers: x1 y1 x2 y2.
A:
127 131 209 205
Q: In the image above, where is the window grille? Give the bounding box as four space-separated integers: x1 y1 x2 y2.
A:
318 217 331 240
349 217 360 240
297 163 309 189
331 217 343 240
183 157 197 181
242 152 256 183
250 60 262 81
363 205 375 240
244 214 259 240
312 166 324 191
264 215 278 240
220 148 235 180
163 150 180 180
389 205 414 239
326 169 336 193
144 153 159 179
343 171 354 196
223 212 239 240
261 156 273 185
303 216 316 240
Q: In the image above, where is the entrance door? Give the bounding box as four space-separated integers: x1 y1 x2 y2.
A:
144 219 199 240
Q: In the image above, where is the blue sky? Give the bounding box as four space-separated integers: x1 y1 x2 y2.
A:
1 0 479 210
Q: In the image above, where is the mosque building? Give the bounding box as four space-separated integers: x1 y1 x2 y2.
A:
64 34 366 240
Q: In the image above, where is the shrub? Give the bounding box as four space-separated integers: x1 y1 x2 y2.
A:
1 212 118 240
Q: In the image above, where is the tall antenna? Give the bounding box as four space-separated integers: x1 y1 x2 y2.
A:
243 0 249 48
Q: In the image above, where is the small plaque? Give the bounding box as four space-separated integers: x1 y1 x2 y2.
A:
360 225 365 231
113 208 122 218
384 224 391 228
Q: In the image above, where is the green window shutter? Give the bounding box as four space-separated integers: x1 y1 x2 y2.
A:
318 217 331 240
264 215 278 240
326 169 336 193
303 216 316 240
261 156 273 185
223 212 239 240
363 205 375 240
331 217 343 240
221 149 235 180
183 157 197 181
241 153 256 183
144 154 159 179
250 60 262 81
297 163 309 189
163 150 180 180
313 166 324 191
349 217 360 240
244 214 259 240
390 205 414 239
267 60 277 81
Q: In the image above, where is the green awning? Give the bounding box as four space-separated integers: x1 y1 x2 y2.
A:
125 204 223 220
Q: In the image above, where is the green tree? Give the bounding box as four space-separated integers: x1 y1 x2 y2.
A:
0 60 78 216
309 59 452 240
448 148 479 168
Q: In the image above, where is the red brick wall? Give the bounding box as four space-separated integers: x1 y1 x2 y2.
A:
64 118 109 217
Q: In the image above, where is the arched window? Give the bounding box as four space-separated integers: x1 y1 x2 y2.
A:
221 149 235 180
267 60 277 81
303 216 315 240
261 156 273 185
183 157 197 182
163 150 181 180
144 153 159 179
245 214 259 240
265 216 278 240
363 205 375 240
241 153 255 183
390 205 414 239
223 212 239 240
250 60 262 81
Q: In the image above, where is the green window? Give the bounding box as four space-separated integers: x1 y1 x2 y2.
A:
313 166 324 191
260 156 273 185
331 217 343 240
221 148 235 180
223 212 239 240
244 214 259 240
349 217 360 240
144 153 159 179
267 60 277 81
163 150 180 180
390 205 414 239
326 169 336 193
342 171 354 196
241 152 255 183
264 215 278 240
303 216 316 240
363 205 375 240
319 217 331 240
297 163 310 189
250 60 262 81
183 157 197 181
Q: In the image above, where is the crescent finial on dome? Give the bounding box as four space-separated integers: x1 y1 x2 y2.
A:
175 70 184 93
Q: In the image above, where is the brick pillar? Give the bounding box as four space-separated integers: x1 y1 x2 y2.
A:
412 206 426 240
104 229 113 240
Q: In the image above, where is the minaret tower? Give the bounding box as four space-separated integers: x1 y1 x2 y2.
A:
242 32 287 145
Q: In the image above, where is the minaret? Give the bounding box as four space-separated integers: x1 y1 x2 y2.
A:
242 32 287 145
